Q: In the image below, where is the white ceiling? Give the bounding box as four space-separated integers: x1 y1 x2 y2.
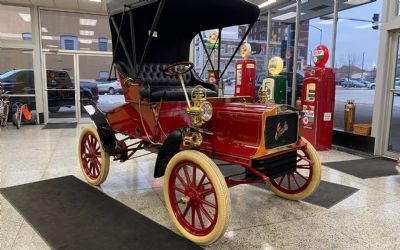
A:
0 0 107 14
0 0 376 21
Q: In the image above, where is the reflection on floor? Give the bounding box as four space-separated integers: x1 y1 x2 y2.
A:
1 125 400 249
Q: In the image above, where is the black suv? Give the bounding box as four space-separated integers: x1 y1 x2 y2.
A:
0 69 99 112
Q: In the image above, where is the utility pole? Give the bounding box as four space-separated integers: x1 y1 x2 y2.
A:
361 51 365 80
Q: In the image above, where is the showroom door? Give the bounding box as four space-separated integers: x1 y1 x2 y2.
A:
384 32 400 158
43 52 78 123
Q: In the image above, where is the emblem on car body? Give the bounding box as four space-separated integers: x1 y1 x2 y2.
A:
275 121 288 141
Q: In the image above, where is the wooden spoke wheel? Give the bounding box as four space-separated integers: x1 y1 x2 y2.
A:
164 150 230 246
78 125 110 186
266 137 321 200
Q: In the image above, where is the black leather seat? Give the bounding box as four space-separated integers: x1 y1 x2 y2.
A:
137 64 218 102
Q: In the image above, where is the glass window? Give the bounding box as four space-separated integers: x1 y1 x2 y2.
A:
22 33 32 41
0 4 32 41
0 48 36 119
60 36 78 50
332 0 382 132
98 37 108 51
40 10 112 52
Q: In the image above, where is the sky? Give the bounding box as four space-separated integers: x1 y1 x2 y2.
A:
308 0 383 71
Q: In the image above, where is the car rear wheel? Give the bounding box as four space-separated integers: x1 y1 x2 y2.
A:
164 150 231 246
266 137 321 200
109 87 115 95
78 125 110 186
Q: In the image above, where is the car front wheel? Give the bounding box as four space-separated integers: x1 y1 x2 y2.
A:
164 150 231 246
266 137 321 200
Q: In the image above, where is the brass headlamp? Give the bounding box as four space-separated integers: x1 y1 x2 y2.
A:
188 86 213 127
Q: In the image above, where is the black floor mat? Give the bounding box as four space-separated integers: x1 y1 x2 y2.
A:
42 123 77 129
324 158 398 179
303 180 359 208
217 164 359 208
0 176 202 250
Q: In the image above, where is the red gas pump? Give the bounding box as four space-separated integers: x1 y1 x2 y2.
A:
234 43 256 98
300 45 336 150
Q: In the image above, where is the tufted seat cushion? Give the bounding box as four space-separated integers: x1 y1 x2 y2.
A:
139 64 191 86
138 63 218 102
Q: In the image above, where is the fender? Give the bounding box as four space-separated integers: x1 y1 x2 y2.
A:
154 129 182 178
80 99 119 154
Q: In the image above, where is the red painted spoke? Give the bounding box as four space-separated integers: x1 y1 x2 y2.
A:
192 166 197 187
183 165 191 186
297 164 311 168
92 156 101 168
199 198 216 209
298 154 313 165
176 173 189 189
182 204 191 218
174 186 186 194
199 204 213 223
94 164 100 176
278 175 285 186
295 171 308 181
196 207 205 230
287 174 291 190
197 174 207 189
291 173 301 189
191 206 195 227
199 188 215 197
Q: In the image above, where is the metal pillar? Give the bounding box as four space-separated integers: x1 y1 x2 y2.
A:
265 9 272 68
291 0 301 105
331 0 339 68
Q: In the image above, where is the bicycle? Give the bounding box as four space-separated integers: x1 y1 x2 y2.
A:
0 86 10 127
12 102 36 129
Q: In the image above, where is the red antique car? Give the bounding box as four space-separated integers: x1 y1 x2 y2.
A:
78 0 321 245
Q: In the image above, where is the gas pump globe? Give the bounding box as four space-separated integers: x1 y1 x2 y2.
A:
234 43 256 98
259 56 286 104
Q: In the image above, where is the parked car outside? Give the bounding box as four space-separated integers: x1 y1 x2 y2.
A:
368 82 376 89
0 69 99 113
341 79 365 88
96 79 122 95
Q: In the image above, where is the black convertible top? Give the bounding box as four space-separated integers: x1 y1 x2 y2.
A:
107 0 259 77
107 0 259 31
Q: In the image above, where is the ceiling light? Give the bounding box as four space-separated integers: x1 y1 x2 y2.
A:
47 45 58 48
79 38 93 44
79 18 97 26
80 30 94 36
89 0 102 2
278 3 296 11
19 13 31 22
273 12 305 21
80 48 91 50
41 27 48 33
259 0 277 9
345 0 370 5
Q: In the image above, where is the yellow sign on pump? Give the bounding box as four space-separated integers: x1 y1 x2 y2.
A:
268 56 284 76
241 43 252 59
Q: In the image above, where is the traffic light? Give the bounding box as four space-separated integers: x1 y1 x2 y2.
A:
372 13 379 30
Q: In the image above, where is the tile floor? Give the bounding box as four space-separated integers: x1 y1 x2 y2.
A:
0 124 400 250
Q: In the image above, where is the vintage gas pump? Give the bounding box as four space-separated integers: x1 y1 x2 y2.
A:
260 56 287 104
234 43 256 98
300 45 336 151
